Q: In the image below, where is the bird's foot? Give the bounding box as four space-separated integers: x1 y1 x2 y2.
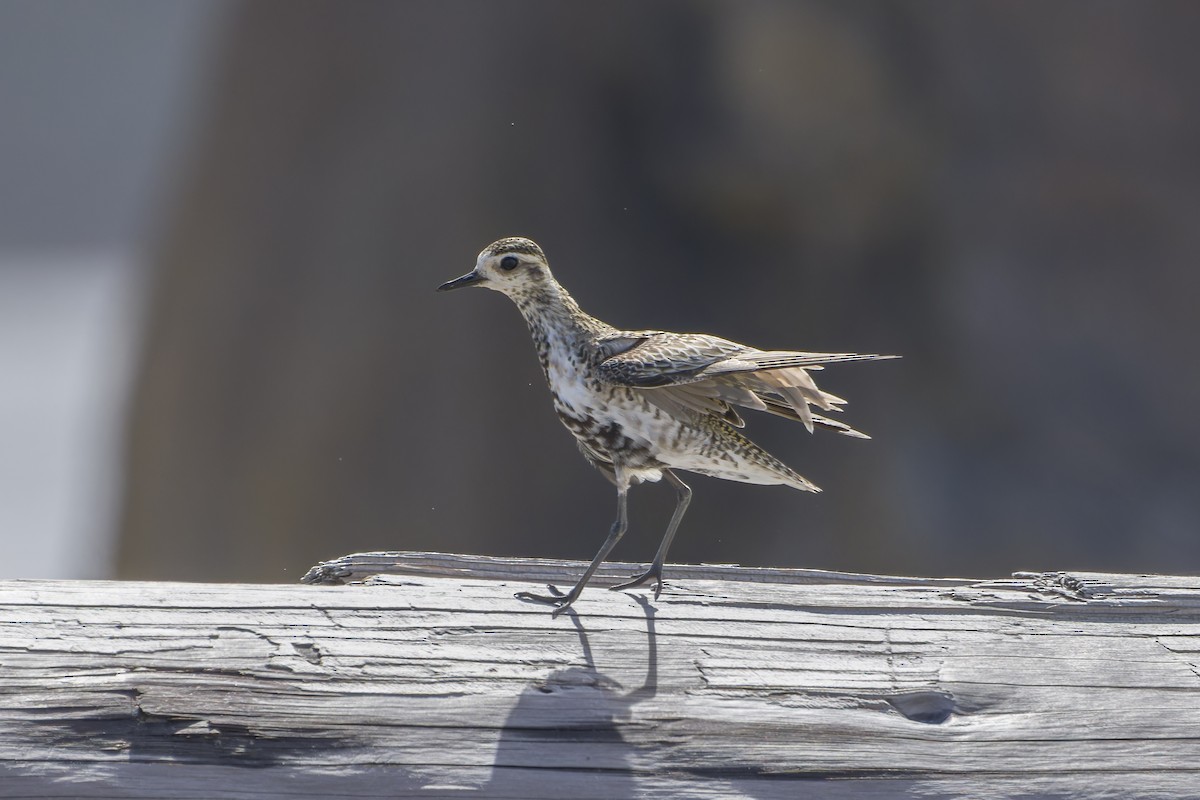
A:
515 585 579 617
609 563 665 599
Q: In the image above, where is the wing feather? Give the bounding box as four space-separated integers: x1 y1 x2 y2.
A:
597 332 894 434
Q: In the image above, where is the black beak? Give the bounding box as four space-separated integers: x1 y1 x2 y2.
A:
437 271 485 292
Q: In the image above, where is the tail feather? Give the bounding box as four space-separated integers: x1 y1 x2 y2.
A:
758 396 871 438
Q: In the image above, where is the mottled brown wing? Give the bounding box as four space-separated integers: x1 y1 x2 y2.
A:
595 333 750 387
597 332 893 433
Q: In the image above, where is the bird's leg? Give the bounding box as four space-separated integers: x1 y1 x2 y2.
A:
516 478 630 617
611 470 691 598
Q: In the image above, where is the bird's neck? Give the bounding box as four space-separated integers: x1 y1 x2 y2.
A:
511 280 613 372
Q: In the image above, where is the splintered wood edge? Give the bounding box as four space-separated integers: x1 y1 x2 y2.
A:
301 552 1200 615
301 550 1193 593
300 549 971 587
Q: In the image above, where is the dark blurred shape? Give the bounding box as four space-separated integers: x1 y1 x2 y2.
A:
118 1 1200 581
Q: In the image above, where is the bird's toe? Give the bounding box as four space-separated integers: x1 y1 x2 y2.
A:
515 585 579 616
610 565 664 595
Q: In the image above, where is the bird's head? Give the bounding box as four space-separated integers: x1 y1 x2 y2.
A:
437 237 553 298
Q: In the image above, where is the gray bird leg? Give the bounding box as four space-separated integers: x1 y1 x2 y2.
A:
610 470 691 598
516 475 630 616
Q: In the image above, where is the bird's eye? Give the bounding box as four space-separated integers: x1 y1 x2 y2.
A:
500 255 519 271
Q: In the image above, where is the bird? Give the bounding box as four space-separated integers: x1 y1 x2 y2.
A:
438 237 895 615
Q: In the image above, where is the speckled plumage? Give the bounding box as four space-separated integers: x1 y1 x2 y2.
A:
438 237 894 614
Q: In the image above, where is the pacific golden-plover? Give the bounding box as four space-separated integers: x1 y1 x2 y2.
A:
438 237 895 615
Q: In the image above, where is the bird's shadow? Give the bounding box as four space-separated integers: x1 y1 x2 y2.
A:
482 596 658 794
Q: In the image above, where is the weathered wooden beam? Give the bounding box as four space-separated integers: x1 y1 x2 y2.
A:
3 551 1199 799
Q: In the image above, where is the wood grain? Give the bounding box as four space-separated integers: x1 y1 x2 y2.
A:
3 551 1199 798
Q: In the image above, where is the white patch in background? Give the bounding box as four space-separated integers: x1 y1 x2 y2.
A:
0 251 142 578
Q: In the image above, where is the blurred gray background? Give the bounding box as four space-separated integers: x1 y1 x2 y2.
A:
2 0 1198 582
